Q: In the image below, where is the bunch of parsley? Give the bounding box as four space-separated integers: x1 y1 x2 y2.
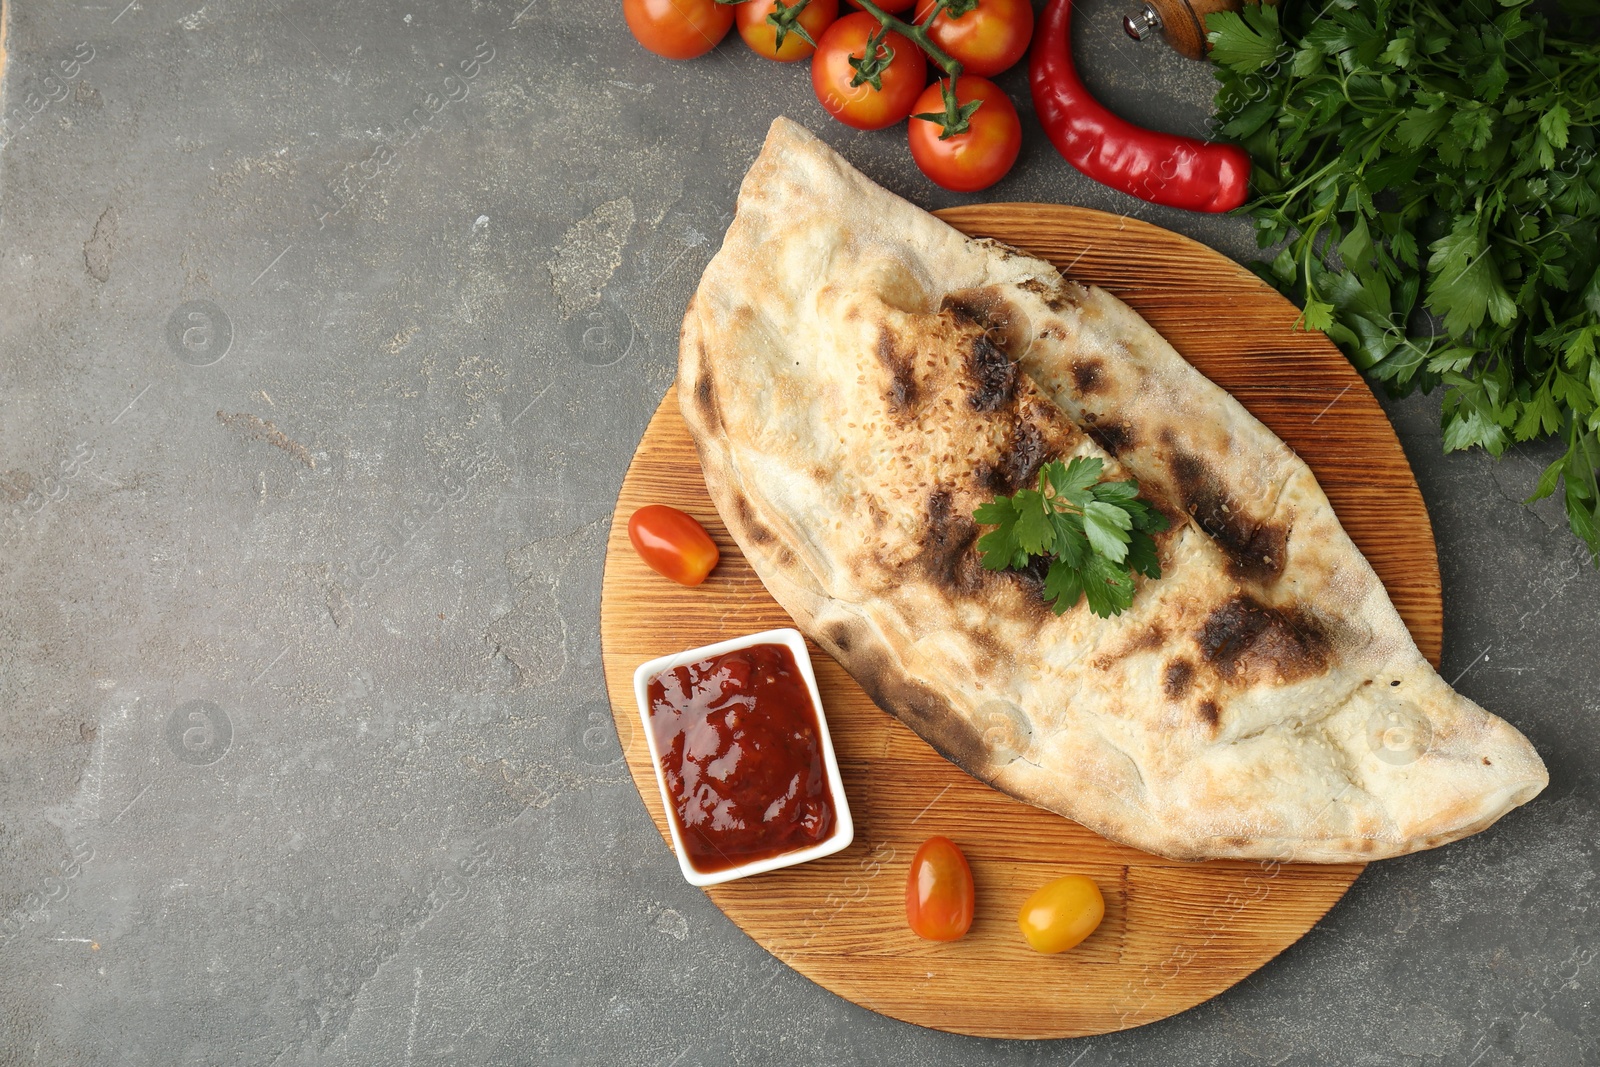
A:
1208 0 1600 562
974 457 1169 617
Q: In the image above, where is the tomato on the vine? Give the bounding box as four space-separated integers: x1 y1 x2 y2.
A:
913 0 1033 77
905 836 975 941
1017 875 1104 954
628 505 721 586
738 0 840 61
811 12 928 130
624 0 734 60
908 76 1020 191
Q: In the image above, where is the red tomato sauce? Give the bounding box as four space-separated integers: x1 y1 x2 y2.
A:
646 643 835 873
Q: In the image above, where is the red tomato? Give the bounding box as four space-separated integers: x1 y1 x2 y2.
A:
811 12 928 130
907 76 1021 191
905 836 974 941
628 505 720 586
623 0 735 60
738 0 840 61
913 0 1033 77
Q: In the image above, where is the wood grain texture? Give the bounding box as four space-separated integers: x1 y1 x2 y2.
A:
599 204 1443 1039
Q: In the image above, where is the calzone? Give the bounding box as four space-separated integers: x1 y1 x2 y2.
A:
677 117 1546 862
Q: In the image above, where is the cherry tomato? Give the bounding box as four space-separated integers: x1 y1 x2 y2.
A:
913 0 1033 77
907 76 1021 191
738 0 840 61
811 12 928 130
623 0 735 60
905 836 975 941
1017 875 1104 954
628 505 720 586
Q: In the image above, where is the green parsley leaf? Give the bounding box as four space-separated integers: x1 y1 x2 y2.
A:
1529 454 1565 503
1300 298 1336 332
1206 6 1283 73
1211 0 1600 564
1089 479 1139 506
1041 558 1085 615
972 458 1166 617
1047 455 1104 502
1011 488 1054 557
1426 219 1516 336
1049 509 1091 571
1396 107 1449 148
1081 553 1136 618
974 497 1027 571
1539 103 1571 150
1083 500 1134 563
1125 530 1162 580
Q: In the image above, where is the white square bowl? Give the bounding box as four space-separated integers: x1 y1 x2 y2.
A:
632 627 854 888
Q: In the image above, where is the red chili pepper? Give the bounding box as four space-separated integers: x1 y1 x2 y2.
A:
1028 0 1251 213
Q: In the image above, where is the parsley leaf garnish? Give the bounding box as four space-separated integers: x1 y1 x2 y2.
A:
1209 0 1600 566
973 457 1169 618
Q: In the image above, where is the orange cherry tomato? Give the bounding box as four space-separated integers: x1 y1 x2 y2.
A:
913 0 1033 77
628 505 720 586
905 836 975 941
1017 875 1104 954
623 0 735 60
738 0 840 61
811 12 928 130
907 76 1021 192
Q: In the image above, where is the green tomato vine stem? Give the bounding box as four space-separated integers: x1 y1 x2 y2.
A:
852 0 981 136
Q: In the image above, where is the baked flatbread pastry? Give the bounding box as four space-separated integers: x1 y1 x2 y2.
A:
678 117 1547 862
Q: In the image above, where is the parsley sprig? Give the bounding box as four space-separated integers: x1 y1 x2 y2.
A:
973 457 1169 618
1208 0 1600 564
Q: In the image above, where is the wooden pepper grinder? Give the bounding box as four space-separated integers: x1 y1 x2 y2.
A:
1123 0 1276 60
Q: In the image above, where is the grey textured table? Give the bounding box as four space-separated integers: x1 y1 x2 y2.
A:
2 1 1596 1064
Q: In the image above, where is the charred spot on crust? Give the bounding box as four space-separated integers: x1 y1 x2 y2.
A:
1018 276 1084 313
824 623 852 654
943 286 1030 356
692 366 720 430
1000 556 1055 619
943 288 1006 332
963 625 1006 664
1198 700 1220 728
975 421 1052 495
897 694 992 780
1071 360 1106 394
1164 659 1195 698
1082 413 1135 457
1126 624 1166 654
1199 595 1331 684
876 327 919 415
966 334 1017 412
831 626 994 781
917 488 982 594
734 496 776 545
1093 624 1170 670
1169 445 1287 583
1010 554 1050 587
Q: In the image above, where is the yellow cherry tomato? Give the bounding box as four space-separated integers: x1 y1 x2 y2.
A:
1017 875 1104 954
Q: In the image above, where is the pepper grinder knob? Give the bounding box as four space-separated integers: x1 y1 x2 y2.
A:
1123 3 1164 40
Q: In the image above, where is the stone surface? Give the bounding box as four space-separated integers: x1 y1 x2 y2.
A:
1 1 1595 1064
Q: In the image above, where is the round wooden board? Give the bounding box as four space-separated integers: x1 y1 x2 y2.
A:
599 204 1443 1039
